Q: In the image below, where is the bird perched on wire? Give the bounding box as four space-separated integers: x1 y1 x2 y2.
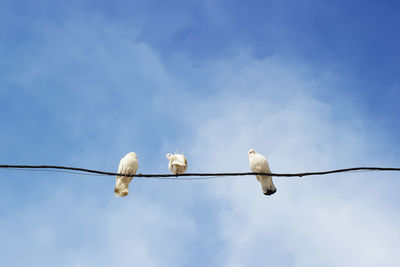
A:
248 149 277 195
166 152 187 175
115 152 138 197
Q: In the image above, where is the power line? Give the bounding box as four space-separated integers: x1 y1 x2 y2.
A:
6 168 106 176
1 164 400 180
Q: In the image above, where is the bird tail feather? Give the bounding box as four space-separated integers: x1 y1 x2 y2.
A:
114 176 132 197
257 175 277 196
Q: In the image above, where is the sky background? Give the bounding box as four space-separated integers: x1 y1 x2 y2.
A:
1 1 400 266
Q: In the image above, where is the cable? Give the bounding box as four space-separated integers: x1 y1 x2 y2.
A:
4 168 221 180
1 164 400 180
6 168 106 176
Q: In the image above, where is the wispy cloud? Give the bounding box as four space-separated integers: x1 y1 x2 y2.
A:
1 9 399 267
164 54 400 266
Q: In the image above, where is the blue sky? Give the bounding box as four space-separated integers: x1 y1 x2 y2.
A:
1 1 400 266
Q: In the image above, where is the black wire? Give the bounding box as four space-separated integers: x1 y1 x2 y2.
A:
4 168 220 180
1 164 400 179
5 168 106 176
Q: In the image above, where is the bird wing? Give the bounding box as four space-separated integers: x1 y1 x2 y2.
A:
250 155 268 172
124 156 138 175
117 158 125 177
172 154 187 167
172 160 186 167
260 157 271 173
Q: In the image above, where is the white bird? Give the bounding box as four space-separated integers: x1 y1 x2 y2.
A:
114 152 138 197
166 152 187 175
248 149 277 195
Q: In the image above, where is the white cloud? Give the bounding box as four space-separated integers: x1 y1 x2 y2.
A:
164 55 400 267
0 184 197 267
2 15 400 267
